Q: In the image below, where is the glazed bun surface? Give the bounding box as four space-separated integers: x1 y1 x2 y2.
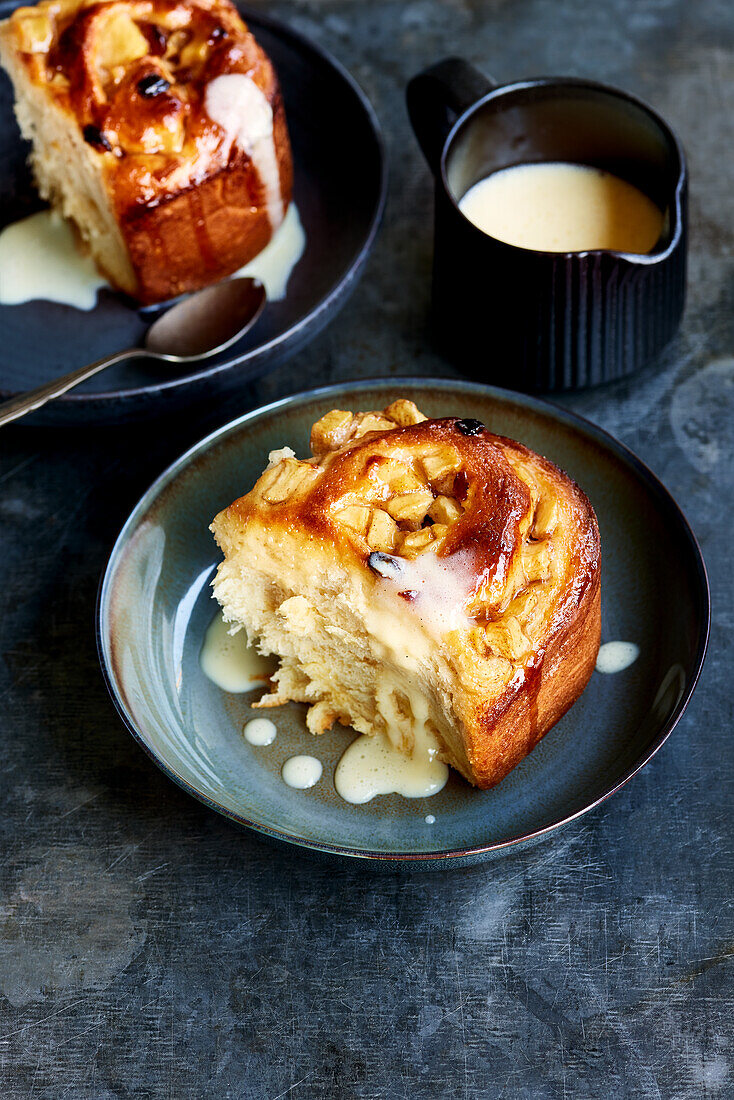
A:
210 399 601 790
0 0 293 303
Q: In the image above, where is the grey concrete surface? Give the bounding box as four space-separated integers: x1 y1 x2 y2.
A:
0 0 732 1096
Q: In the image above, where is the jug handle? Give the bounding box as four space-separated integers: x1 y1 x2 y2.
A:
406 58 496 175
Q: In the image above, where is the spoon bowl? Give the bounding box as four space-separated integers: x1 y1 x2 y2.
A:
145 278 267 361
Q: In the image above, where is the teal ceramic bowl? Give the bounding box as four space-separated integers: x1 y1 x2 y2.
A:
97 380 709 867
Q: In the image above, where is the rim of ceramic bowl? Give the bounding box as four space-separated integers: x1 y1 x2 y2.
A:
96 378 711 863
5 5 387 404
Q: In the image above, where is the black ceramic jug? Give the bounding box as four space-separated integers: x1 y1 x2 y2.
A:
407 59 687 392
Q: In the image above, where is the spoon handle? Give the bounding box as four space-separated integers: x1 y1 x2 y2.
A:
0 347 146 427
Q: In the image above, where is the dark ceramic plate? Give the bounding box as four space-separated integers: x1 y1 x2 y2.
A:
0 5 386 424
97 380 709 867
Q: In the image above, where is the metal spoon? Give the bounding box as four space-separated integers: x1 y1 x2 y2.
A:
0 276 267 427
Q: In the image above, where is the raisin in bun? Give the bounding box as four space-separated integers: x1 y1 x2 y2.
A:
0 0 292 304
210 399 601 790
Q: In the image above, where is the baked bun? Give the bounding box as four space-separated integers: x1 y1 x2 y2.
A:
0 0 292 304
210 400 601 790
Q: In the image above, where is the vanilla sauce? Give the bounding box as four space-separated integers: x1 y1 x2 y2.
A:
244 718 278 746
459 162 664 254
199 611 276 693
204 73 284 227
0 201 304 311
235 202 305 300
282 755 323 789
595 641 640 674
0 210 106 310
334 731 449 805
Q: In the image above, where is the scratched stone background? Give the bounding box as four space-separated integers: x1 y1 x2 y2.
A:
1 0 732 1096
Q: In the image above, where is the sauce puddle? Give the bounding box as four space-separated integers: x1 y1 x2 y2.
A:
334 731 448 805
0 202 305 310
595 641 640 674
200 611 276 693
282 755 323 790
0 210 106 310
244 718 277 746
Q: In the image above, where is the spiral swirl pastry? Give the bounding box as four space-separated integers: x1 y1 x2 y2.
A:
0 0 292 303
211 399 601 790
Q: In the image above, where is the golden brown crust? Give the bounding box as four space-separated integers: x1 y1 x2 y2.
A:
0 0 293 302
118 101 292 301
213 402 602 789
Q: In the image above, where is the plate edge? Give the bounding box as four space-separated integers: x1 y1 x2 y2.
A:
95 377 711 864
